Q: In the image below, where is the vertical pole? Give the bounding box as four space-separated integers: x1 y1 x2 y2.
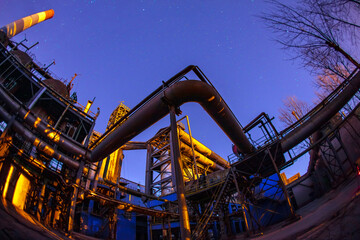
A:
90 160 102 192
148 216 153 240
68 161 85 233
185 116 199 180
169 106 191 240
0 158 11 196
0 117 14 195
268 148 296 217
36 183 46 221
145 144 153 195
162 218 167 240
168 216 172 240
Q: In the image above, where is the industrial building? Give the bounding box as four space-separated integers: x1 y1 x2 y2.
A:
0 9 360 240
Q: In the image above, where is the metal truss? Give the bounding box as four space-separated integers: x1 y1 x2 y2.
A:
319 129 354 185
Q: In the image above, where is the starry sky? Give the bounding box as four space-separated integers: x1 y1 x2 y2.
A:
0 0 318 184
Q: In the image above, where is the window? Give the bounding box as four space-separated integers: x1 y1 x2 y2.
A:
49 158 63 173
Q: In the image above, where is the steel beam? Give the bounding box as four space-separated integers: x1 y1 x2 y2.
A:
169 106 191 240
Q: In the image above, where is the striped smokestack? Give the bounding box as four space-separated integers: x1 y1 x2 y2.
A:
0 9 54 39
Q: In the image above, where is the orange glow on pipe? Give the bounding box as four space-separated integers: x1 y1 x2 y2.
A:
0 9 54 39
12 174 30 210
2 165 14 198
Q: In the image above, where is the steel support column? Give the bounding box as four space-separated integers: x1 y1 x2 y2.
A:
36 183 46 221
231 168 250 236
167 216 172 240
90 160 103 192
68 160 85 233
149 216 153 240
267 148 296 218
145 144 153 195
0 117 14 194
169 106 191 240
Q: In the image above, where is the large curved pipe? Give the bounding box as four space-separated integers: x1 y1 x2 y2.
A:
281 71 360 152
0 10 54 39
91 80 254 162
178 128 230 168
0 105 79 168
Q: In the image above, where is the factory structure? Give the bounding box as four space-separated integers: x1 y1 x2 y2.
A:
0 10 360 240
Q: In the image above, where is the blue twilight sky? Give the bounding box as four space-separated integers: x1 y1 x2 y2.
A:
0 0 318 184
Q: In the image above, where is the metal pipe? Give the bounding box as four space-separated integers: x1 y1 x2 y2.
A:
0 78 251 165
91 80 254 162
91 65 198 148
281 71 360 152
185 116 199 180
121 141 147 150
0 10 54 39
0 104 79 168
0 86 88 158
178 128 230 169
102 179 172 203
179 142 224 171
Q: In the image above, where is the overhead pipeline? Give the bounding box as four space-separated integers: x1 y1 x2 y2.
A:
91 80 255 162
0 78 252 168
281 71 360 152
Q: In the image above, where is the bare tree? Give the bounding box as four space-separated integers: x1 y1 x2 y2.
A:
262 0 360 76
314 65 351 100
305 0 360 30
279 96 311 126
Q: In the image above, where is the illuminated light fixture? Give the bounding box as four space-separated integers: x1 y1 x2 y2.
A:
84 100 93 114
12 174 30 210
2 165 14 198
357 165 360 176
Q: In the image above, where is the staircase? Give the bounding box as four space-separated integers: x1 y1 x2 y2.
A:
191 171 234 239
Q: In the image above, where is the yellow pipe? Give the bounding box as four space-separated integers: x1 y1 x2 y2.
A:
178 128 230 168
0 9 54 39
179 142 224 171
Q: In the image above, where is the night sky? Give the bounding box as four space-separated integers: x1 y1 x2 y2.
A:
0 0 317 184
